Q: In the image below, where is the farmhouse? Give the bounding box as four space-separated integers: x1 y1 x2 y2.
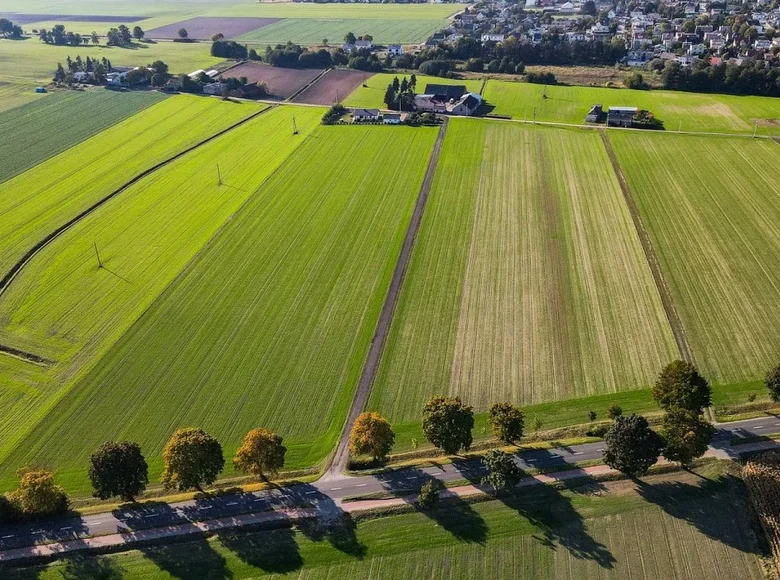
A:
352 108 381 122
387 44 403 56
203 82 226 96
607 106 638 127
383 113 402 124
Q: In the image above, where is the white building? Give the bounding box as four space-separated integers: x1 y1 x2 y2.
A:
480 33 505 43
387 44 403 56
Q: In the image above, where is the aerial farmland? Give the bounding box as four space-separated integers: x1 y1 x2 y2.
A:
3 0 780 574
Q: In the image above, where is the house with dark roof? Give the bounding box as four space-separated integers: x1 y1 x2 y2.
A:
423 84 467 100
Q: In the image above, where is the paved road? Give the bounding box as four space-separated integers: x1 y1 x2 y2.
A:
0 414 777 552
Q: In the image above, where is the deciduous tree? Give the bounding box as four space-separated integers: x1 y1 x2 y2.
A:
233 428 286 481
422 395 474 455
178 28 189 39
603 414 663 478
89 441 148 502
488 402 525 444
653 360 711 413
161 428 224 492
766 365 780 402
8 468 69 517
349 412 395 461
481 449 523 491
661 411 714 465
132 26 144 40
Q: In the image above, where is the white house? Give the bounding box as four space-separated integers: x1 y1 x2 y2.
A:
387 44 403 56
559 1 574 13
352 108 381 122
203 82 225 96
355 39 373 50
383 113 402 124
480 33 505 43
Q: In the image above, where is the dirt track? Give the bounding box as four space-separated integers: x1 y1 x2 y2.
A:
324 119 450 478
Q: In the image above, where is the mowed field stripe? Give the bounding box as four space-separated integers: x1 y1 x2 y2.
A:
609 131 780 384
372 120 677 420
600 130 694 364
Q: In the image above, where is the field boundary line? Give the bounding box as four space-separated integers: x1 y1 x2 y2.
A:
288 68 331 103
0 344 54 367
0 104 275 299
323 118 450 479
598 130 695 366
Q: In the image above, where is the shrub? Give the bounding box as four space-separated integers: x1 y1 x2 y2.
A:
488 402 525 444
526 71 557 85
607 405 623 420
766 365 780 402
416 479 443 510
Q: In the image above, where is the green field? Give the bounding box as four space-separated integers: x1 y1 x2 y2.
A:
370 120 677 424
0 105 323 491
483 79 780 136
344 73 483 109
0 76 46 113
5 464 767 579
0 38 220 88
0 124 438 494
609 132 780 385
0 95 259 277
0 89 165 184
237 18 445 46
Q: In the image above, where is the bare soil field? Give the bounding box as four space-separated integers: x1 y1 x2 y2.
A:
0 13 147 25
146 17 279 40
294 69 373 105
223 62 323 99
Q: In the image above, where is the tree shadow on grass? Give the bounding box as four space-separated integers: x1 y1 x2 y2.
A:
635 473 768 555
293 485 366 559
136 534 232 580
216 524 302 574
59 553 124 580
459 450 615 569
375 468 488 545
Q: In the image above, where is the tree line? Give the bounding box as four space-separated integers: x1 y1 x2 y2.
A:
0 426 286 523
658 59 780 98
0 18 23 39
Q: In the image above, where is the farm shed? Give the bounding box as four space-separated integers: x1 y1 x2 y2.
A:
424 84 467 100
607 106 638 127
586 104 604 123
383 113 402 124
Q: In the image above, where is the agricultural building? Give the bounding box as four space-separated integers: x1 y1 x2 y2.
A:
424 84 466 100
607 106 638 127
585 104 605 123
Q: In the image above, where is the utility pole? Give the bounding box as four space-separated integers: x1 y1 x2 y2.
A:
292 116 298 135
533 106 536 124
93 241 103 269
217 163 223 186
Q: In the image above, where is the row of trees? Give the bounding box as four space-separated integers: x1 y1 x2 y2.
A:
382 74 418 109
658 59 780 98
53 55 115 84
1 427 287 522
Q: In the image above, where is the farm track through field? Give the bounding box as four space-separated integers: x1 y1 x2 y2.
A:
287 68 331 103
599 130 694 365
0 344 53 367
325 118 449 478
0 105 276 299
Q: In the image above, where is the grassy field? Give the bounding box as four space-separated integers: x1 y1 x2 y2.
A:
370 120 677 425
5 463 767 579
0 76 45 113
0 38 221 87
344 73 483 109
209 3 465 19
608 131 780 386
0 89 165 184
0 95 260 278
0 125 438 494
236 18 444 46
0 105 323 492
483 79 780 136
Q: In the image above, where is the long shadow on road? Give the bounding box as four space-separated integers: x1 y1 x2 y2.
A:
374 468 488 544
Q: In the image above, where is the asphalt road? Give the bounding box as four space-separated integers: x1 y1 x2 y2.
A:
0 414 778 551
